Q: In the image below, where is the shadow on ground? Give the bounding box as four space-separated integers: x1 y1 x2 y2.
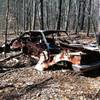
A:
83 67 100 78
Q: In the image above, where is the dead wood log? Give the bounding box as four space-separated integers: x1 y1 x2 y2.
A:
19 77 53 94
0 68 22 78
0 52 23 63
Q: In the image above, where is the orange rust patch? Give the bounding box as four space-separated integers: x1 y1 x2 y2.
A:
69 55 81 64
60 53 65 59
12 40 22 48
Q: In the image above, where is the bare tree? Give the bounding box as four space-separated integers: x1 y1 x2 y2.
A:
80 0 86 30
4 0 9 57
66 0 71 32
75 0 82 34
0 0 98 36
40 0 44 30
57 0 62 30
87 0 92 36
23 0 25 30
98 0 100 32
33 0 37 30
46 1 49 29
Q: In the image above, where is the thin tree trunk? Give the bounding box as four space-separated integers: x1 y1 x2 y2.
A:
46 2 49 29
16 0 20 34
87 0 92 36
26 7 29 30
29 0 33 30
75 0 81 34
4 0 9 57
66 0 71 32
33 0 37 30
40 0 44 30
96 0 100 49
23 0 25 31
72 1 77 31
26 0 30 30
98 0 100 33
80 0 86 30
57 0 62 30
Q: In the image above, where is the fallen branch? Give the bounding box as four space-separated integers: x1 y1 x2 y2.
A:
92 89 100 100
0 83 14 89
0 52 23 63
19 77 53 94
0 68 22 78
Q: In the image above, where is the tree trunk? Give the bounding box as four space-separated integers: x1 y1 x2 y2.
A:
66 0 71 32
16 1 19 34
46 2 49 29
57 0 62 30
80 0 86 30
29 0 33 30
75 0 81 34
96 0 100 48
23 0 25 31
98 0 100 33
40 0 44 30
4 0 9 57
87 0 92 36
33 0 37 30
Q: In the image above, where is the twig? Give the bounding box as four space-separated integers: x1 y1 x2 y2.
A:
19 77 53 94
0 83 14 89
92 89 100 100
0 68 21 78
0 52 23 63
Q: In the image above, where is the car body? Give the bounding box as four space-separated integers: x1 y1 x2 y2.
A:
7 30 100 72
22 30 70 50
11 30 70 56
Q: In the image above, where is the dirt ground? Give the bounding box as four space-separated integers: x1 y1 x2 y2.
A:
0 33 100 100
0 61 100 100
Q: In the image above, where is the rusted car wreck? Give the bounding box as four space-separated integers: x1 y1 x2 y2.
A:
1 30 100 72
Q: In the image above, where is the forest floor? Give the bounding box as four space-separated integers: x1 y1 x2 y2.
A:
0 33 100 100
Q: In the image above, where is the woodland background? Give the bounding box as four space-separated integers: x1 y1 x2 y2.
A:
0 0 99 36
